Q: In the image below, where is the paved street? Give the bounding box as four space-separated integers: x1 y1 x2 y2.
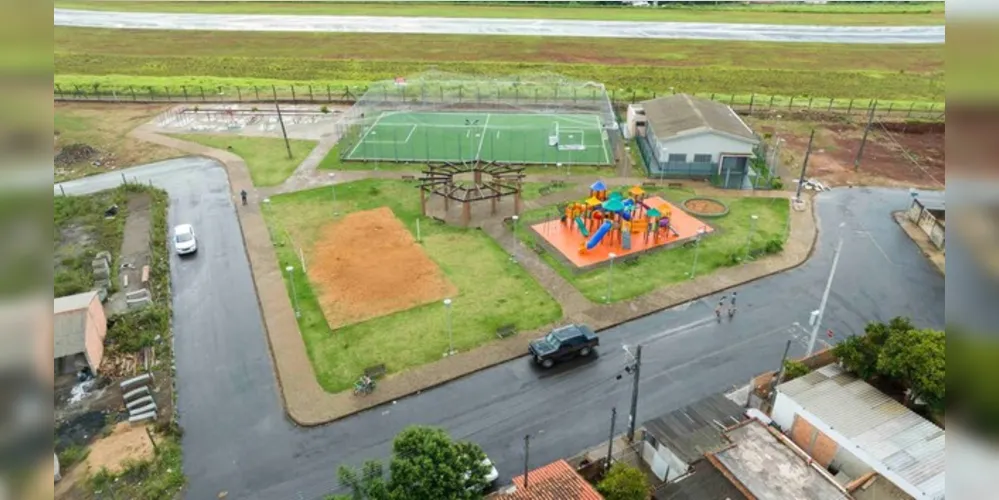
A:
54 8 944 44
57 165 944 500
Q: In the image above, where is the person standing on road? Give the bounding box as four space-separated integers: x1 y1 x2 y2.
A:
728 292 738 319
240 189 248 206
716 296 726 322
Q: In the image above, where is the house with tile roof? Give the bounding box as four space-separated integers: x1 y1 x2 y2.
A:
492 459 603 500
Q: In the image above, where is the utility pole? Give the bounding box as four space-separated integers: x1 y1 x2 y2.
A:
770 339 793 397
854 100 878 171
794 129 815 202
272 86 293 160
627 345 643 442
807 224 845 356
522 434 530 490
606 407 617 468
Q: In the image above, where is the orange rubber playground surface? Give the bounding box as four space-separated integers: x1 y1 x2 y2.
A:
530 196 714 268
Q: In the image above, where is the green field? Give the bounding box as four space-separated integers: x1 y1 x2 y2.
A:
344 111 611 165
55 1 945 25
55 27 944 102
264 179 562 392
169 134 316 186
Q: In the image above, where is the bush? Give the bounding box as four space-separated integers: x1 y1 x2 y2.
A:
597 463 649 500
764 238 784 255
770 176 784 190
782 360 811 381
106 306 170 354
58 444 89 467
320 105 330 114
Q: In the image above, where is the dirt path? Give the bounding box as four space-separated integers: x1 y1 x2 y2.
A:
107 193 152 315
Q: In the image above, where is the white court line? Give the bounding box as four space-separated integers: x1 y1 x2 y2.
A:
476 113 492 160
346 112 387 159
403 124 417 143
594 114 611 164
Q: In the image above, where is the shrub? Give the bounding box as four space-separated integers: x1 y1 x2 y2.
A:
106 306 170 354
597 463 649 500
782 360 811 381
320 105 330 114
770 176 784 190
764 238 784 255
58 444 89 467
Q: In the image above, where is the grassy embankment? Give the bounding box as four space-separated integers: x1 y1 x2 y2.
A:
55 1 946 25
55 28 945 104
264 179 562 392
170 134 317 187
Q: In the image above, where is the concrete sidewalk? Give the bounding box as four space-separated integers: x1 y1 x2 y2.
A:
131 126 818 425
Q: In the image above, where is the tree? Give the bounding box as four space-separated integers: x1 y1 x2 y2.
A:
596 463 649 500
334 426 489 500
834 317 910 379
387 426 489 500
782 359 811 382
877 328 945 411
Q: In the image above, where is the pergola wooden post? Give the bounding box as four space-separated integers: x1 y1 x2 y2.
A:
417 161 526 227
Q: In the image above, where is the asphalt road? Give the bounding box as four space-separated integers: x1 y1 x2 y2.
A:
56 163 944 500
53 8 945 44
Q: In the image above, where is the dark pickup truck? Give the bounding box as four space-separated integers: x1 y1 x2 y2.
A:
528 324 599 368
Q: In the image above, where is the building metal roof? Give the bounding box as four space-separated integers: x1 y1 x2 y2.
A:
53 291 99 359
500 459 603 500
912 189 945 213
643 393 746 464
653 459 746 500
711 420 851 500
777 364 945 499
636 94 757 143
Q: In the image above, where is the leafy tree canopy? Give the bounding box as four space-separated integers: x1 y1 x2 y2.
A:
597 463 649 500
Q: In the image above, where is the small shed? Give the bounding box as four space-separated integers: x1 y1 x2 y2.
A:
906 190 945 249
54 291 107 376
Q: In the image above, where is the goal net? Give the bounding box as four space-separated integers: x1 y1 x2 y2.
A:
557 128 586 151
548 122 559 147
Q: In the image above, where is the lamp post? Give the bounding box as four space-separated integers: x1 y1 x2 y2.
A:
606 252 617 304
443 298 455 356
689 227 706 279
329 173 338 216
807 222 846 356
511 215 519 262
744 214 759 260
285 265 300 318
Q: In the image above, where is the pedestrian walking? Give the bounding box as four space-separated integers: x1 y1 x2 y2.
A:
715 298 726 323
730 291 737 307
240 189 248 206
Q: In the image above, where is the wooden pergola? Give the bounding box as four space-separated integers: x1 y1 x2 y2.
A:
418 161 526 226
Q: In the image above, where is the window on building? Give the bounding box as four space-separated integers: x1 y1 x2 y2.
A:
693 154 713 163
667 153 687 163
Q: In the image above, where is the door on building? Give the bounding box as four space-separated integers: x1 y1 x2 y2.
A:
718 155 749 189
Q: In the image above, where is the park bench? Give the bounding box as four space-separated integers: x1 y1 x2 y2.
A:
495 324 517 339
363 364 387 380
667 182 684 189
550 180 566 188
400 175 417 182
641 182 658 189
431 216 446 224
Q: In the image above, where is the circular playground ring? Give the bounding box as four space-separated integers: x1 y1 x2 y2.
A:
682 197 729 218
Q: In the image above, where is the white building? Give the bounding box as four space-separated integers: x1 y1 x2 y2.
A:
772 363 945 500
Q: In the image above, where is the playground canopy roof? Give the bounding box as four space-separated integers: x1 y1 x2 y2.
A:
590 180 607 191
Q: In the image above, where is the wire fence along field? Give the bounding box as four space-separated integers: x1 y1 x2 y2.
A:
53 82 946 121
341 111 612 165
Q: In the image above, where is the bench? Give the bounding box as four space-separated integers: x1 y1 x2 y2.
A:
496 324 517 339
641 182 658 189
667 182 684 189
431 216 446 224
363 364 387 379
400 175 417 182
550 180 566 188
141 265 150 284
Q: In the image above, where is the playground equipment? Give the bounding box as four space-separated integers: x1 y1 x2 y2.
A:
560 181 679 255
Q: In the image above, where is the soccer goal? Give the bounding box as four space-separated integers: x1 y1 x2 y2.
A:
548 122 559 147
557 128 586 151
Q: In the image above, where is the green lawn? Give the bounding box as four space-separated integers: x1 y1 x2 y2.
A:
517 188 790 302
169 134 316 187
520 181 577 201
263 179 562 392
55 1 945 25
55 27 944 102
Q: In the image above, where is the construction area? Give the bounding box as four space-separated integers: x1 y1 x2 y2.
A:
152 103 350 140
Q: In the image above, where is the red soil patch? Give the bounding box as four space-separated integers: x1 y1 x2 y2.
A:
777 120 944 188
684 199 726 214
308 207 456 329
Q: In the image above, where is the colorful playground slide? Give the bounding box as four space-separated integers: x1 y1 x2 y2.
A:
586 221 613 250
574 216 590 237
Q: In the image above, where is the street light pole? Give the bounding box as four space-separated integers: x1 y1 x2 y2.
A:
443 298 454 356
807 223 846 355
744 214 759 259
627 344 643 442
690 227 705 279
511 215 519 262
606 252 617 303
329 173 338 216
285 265 300 318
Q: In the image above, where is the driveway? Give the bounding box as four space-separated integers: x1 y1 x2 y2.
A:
54 9 944 44
56 164 944 499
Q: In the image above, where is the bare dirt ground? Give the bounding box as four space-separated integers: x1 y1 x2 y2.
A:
308 207 456 329
55 103 184 182
684 198 726 214
749 115 945 189
84 422 156 475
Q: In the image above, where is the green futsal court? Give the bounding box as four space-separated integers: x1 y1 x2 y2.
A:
343 111 613 165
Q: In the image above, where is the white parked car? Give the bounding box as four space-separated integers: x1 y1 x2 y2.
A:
464 456 499 491
173 224 197 255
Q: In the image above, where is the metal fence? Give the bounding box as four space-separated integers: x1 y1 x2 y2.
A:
53 82 946 121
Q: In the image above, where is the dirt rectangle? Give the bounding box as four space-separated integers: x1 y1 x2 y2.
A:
308 207 456 329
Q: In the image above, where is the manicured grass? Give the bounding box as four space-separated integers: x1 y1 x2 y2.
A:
55 102 182 182
517 188 790 302
263 179 562 393
55 28 944 101
520 181 577 201
169 134 316 187
55 1 945 25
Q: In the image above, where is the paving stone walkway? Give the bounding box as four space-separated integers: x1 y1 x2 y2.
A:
129 125 818 425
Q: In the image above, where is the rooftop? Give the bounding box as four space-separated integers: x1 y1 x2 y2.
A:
912 189 945 213
643 393 746 464
637 94 756 143
710 420 851 500
653 459 746 500
498 459 603 500
53 291 99 359
777 364 945 499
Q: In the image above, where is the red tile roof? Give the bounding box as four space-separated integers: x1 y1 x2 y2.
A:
501 460 604 500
